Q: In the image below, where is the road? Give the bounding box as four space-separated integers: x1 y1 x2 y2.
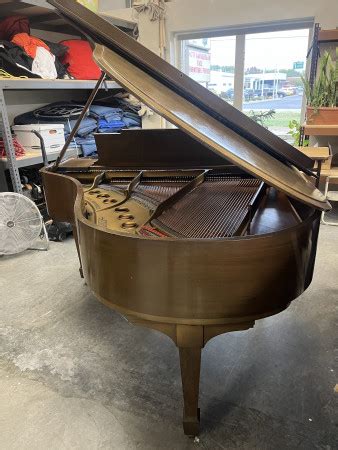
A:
243 94 303 110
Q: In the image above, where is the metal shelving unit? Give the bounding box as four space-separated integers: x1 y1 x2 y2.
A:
0 90 22 192
0 79 120 90
0 0 135 192
0 79 121 192
0 0 136 34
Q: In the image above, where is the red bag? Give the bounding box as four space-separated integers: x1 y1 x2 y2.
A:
59 39 101 80
0 15 30 41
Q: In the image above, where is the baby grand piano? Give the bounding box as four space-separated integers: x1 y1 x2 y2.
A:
42 0 330 436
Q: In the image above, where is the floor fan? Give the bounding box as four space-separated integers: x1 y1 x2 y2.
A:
0 192 49 255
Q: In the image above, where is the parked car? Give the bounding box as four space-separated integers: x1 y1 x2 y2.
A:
220 88 234 100
280 86 297 96
253 88 286 99
254 88 274 98
243 88 255 101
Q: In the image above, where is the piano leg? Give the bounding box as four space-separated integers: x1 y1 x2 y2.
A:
127 319 255 436
179 346 201 436
177 324 203 436
72 226 84 278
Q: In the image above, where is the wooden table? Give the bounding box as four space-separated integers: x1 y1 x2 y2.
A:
302 124 338 137
296 146 331 186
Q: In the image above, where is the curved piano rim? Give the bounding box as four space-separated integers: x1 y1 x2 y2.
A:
42 168 320 325
93 290 292 327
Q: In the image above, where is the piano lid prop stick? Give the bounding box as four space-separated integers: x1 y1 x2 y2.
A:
52 72 106 171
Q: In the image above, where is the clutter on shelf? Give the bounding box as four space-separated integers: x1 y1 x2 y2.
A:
59 40 101 80
12 93 143 157
0 15 101 80
0 136 25 157
12 124 65 154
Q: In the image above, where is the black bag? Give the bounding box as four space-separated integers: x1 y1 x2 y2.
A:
0 41 40 78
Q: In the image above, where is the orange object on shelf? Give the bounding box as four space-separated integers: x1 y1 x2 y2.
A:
11 33 51 58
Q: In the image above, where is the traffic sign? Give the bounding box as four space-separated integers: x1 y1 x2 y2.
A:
293 61 304 70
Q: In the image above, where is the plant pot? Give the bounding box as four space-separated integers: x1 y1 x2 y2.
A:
306 106 338 125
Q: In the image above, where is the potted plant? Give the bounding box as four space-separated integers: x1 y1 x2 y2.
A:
303 49 338 125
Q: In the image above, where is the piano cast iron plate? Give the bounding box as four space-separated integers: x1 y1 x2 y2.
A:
83 172 264 239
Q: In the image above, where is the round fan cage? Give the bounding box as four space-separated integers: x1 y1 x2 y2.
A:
0 192 43 255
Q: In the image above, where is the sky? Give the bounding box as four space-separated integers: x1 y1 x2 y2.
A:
209 29 310 71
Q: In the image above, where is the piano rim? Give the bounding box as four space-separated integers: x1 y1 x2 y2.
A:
76 192 320 325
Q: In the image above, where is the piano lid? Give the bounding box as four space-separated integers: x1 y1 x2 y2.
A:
48 0 330 211
48 0 312 172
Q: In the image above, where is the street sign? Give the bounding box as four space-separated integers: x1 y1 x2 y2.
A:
293 61 304 70
188 48 211 83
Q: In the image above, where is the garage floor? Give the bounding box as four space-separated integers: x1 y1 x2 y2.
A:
0 226 337 449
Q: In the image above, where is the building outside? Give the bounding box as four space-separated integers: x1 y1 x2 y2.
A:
207 70 235 94
244 72 287 92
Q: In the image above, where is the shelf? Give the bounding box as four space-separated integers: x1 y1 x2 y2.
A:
0 148 78 169
318 29 338 43
327 191 338 201
320 168 338 186
295 146 330 161
0 79 121 90
303 124 338 136
0 0 77 34
1 0 135 33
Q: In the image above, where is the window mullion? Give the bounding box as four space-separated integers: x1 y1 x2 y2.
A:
233 34 246 111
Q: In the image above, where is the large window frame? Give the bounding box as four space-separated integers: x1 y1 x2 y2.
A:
173 18 314 117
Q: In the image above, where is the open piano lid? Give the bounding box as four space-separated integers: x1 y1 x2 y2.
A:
49 0 330 211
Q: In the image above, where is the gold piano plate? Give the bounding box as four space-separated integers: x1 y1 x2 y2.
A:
82 170 267 238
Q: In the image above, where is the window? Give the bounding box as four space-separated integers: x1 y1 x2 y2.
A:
179 21 312 143
243 29 309 142
181 36 236 104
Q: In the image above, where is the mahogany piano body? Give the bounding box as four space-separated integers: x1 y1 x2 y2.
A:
42 0 330 436
42 129 321 436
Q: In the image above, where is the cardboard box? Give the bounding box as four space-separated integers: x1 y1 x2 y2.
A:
12 124 65 154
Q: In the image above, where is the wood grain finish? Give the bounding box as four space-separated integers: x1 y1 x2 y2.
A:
318 29 338 42
42 169 321 325
303 124 338 136
42 166 322 435
94 129 230 169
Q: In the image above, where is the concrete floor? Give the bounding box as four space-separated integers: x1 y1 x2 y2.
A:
0 227 337 449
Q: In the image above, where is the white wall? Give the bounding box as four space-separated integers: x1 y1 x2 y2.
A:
99 0 127 11
166 0 338 33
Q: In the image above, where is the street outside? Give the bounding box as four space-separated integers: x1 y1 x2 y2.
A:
217 93 303 141
243 94 303 110
242 94 303 142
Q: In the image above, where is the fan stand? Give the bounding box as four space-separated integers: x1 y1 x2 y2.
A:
29 220 50 251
